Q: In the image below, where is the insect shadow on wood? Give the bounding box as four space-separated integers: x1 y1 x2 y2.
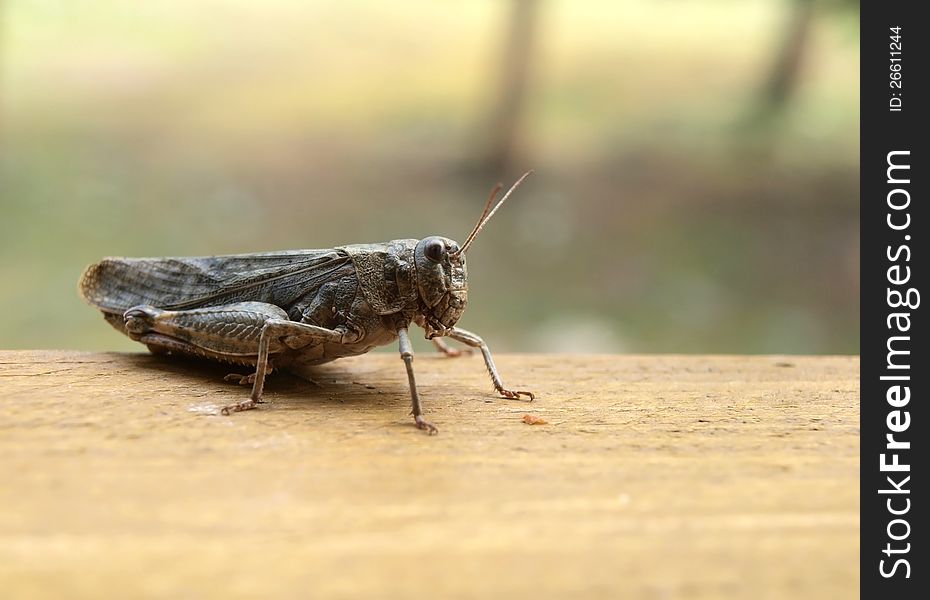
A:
79 172 536 434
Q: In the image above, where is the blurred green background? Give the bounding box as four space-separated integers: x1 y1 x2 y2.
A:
0 0 858 354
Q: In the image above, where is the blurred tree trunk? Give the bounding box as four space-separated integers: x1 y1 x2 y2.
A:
480 0 540 177
752 0 815 122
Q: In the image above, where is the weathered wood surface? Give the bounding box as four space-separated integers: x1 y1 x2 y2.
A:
0 350 859 599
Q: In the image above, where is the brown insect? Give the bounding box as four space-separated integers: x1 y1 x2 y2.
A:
80 173 535 433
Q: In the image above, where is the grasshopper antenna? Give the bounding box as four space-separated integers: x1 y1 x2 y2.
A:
456 170 533 255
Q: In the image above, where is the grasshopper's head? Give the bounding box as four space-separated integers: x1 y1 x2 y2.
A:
414 236 468 336
413 171 532 338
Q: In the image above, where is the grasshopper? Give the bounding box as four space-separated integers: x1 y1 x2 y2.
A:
79 173 534 434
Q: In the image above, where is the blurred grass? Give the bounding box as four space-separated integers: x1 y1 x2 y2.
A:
0 0 858 354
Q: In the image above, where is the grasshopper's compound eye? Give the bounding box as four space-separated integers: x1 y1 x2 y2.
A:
424 238 445 263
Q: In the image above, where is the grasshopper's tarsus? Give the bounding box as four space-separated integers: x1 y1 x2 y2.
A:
220 397 262 415
224 372 256 386
499 388 535 402
414 415 439 435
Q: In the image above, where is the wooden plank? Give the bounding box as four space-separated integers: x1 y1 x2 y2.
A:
0 350 859 599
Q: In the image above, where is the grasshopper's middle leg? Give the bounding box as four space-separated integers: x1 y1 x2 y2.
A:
397 326 437 435
123 302 354 414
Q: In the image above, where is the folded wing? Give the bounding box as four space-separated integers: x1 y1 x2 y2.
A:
79 250 354 314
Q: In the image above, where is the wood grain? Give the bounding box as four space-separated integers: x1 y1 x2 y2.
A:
0 350 859 599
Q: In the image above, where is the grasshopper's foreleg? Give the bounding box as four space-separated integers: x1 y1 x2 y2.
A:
431 337 472 358
443 327 535 401
397 327 437 435
123 303 354 415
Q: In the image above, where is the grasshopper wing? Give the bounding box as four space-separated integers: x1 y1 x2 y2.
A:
79 249 354 314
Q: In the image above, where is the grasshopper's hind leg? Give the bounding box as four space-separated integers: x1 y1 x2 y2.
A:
122 303 354 414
